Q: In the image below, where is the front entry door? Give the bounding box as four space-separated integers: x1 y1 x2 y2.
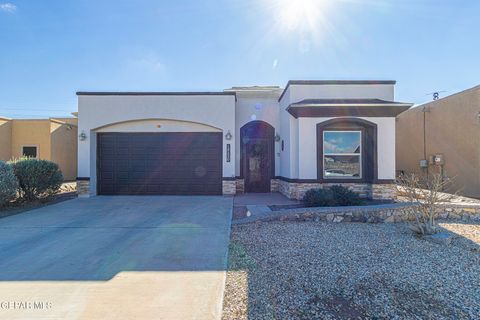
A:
245 138 272 193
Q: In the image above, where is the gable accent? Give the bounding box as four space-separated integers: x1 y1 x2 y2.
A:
278 80 397 102
287 102 411 118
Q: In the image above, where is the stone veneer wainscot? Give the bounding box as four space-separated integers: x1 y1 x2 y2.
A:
275 179 394 200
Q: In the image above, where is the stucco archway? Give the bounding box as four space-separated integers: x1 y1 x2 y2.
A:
93 118 222 133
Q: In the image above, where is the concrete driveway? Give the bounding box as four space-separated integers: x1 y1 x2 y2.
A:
0 196 232 320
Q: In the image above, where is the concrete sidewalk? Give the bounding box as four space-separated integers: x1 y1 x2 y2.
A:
0 196 233 320
233 192 301 206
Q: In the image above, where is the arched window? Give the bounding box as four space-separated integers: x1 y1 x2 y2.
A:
317 118 377 182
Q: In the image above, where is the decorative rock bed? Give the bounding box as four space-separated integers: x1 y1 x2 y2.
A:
233 202 480 224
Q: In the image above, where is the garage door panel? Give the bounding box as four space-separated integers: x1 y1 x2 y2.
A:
99 136 115 145
97 132 222 195
146 149 221 155
101 172 115 180
100 160 115 170
100 184 115 194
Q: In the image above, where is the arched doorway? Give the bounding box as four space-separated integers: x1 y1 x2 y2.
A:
240 121 275 193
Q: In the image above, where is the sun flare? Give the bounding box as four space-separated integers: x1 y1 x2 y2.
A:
275 0 329 31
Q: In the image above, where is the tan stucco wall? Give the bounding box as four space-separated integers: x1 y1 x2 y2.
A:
52 117 78 126
7 118 78 181
396 86 480 198
0 119 12 161
11 120 52 160
51 119 78 181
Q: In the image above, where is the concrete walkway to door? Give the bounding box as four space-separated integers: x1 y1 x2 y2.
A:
0 196 232 320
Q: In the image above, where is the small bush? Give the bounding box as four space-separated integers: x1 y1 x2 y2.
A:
0 161 18 206
303 188 335 207
330 185 362 206
303 185 362 207
10 158 63 200
397 173 452 236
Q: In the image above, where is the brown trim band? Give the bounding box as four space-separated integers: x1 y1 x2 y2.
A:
76 92 236 96
222 177 236 181
278 80 397 102
287 105 411 118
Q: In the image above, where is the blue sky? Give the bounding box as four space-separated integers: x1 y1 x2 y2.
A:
0 0 478 118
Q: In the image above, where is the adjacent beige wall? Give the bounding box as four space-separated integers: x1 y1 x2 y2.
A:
0 118 78 181
396 86 480 198
11 120 52 160
0 119 12 161
51 119 78 181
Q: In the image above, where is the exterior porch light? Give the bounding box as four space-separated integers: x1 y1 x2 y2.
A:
275 133 281 142
79 131 87 141
225 130 232 140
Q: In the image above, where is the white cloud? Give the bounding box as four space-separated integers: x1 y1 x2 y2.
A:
0 3 16 13
133 56 165 72
128 53 165 74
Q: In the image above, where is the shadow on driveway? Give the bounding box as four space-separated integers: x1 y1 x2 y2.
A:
0 196 232 319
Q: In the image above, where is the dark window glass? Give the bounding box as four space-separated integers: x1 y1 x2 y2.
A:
22 146 37 158
324 155 361 178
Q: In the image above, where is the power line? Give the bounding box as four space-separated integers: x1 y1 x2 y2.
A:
425 91 447 101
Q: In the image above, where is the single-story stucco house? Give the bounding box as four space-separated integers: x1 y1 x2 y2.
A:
0 116 78 181
76 80 412 199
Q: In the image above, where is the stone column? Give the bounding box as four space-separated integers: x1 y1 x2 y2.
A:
372 184 396 200
222 180 236 195
270 179 280 192
235 179 245 194
76 178 90 198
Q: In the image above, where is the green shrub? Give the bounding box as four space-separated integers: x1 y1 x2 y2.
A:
330 185 362 206
0 161 18 206
303 188 335 207
10 158 63 200
303 185 362 207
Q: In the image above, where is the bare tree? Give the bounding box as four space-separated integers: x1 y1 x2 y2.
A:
396 173 453 236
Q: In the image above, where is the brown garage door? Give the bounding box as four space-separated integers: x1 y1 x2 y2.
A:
97 132 222 195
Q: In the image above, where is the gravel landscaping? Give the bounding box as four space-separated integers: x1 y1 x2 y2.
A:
222 221 480 319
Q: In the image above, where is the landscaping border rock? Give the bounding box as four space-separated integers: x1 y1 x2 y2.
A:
233 202 480 225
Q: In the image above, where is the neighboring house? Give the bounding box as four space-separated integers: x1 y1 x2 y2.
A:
76 80 412 199
0 117 78 181
396 85 480 198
